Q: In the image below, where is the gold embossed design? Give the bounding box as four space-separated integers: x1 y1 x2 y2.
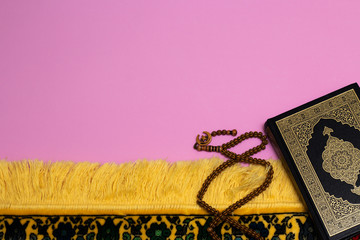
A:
325 193 360 219
276 89 360 236
292 105 358 148
322 127 360 195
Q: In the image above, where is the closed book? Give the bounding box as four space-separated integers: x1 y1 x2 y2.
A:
265 83 360 240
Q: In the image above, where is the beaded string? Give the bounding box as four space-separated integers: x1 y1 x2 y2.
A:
194 129 274 240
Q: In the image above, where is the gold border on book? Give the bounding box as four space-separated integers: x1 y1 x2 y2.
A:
276 89 360 237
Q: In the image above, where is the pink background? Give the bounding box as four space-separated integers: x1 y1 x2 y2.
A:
1 1 359 163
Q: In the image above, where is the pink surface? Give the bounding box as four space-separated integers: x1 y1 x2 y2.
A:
1 1 360 163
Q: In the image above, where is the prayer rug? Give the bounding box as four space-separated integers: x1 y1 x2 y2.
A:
0 158 355 239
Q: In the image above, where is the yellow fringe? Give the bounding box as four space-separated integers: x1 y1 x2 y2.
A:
0 158 306 215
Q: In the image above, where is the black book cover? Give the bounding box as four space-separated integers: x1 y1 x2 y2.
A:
265 83 360 240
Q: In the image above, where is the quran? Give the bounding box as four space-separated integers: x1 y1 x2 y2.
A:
265 83 360 240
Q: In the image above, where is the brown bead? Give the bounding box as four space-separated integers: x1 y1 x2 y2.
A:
194 130 273 240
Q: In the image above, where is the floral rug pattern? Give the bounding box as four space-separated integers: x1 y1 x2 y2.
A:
0 213 329 240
